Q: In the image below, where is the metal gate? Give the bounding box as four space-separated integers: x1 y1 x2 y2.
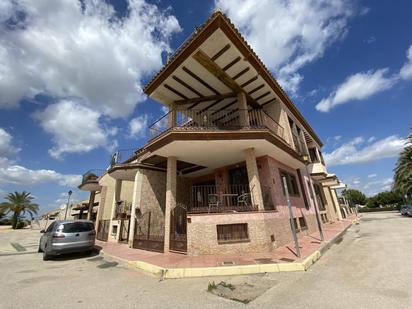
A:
119 219 130 243
170 205 187 252
133 211 164 252
97 219 110 241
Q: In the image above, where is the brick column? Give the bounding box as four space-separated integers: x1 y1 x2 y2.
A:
108 179 122 241
164 156 177 252
86 191 96 221
244 148 264 211
129 170 143 247
238 92 250 127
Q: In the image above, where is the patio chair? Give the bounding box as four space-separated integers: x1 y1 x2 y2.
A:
237 192 251 209
208 194 221 213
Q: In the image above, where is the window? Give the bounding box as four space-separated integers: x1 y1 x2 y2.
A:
299 216 308 230
318 150 325 165
280 170 300 196
217 224 249 243
309 148 319 163
45 222 55 233
314 183 326 210
58 222 94 233
321 214 328 223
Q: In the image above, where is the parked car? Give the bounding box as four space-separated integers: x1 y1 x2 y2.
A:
38 220 96 260
407 207 412 217
400 205 412 216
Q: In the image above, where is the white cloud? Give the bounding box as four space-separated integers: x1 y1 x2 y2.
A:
215 0 354 93
344 176 393 196
0 128 20 157
324 135 407 166
368 173 377 178
0 0 181 117
33 100 117 159
316 69 396 112
0 163 81 187
129 115 148 138
0 124 82 191
400 44 412 80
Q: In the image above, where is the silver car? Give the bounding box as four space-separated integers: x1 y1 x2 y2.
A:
38 220 96 260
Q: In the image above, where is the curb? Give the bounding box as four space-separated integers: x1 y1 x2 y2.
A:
102 222 354 279
0 251 38 257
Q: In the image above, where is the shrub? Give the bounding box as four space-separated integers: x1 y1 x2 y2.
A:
15 220 26 229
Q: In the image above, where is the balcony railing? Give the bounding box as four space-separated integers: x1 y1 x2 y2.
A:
110 148 138 166
81 169 105 184
189 184 275 213
113 201 131 219
148 109 285 141
292 133 308 156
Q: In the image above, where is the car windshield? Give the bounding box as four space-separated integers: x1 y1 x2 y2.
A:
58 222 94 233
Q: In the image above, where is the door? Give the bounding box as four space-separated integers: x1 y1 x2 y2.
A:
170 205 187 252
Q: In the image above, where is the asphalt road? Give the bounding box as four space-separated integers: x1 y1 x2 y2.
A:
0 211 411 309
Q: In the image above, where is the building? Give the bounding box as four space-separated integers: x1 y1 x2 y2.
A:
79 12 344 256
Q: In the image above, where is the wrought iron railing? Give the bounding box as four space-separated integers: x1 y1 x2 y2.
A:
110 148 138 166
148 109 285 141
113 201 131 219
81 169 105 184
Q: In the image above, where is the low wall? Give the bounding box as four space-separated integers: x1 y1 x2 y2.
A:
187 211 319 256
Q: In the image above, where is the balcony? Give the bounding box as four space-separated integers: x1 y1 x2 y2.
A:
149 108 285 142
189 184 275 214
78 169 104 191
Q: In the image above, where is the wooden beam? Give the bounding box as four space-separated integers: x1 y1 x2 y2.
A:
232 67 250 80
261 97 276 106
222 56 241 71
164 84 188 99
182 66 219 95
172 75 203 97
192 50 259 108
211 44 231 61
254 91 271 101
248 84 264 95
240 75 258 88
174 93 236 105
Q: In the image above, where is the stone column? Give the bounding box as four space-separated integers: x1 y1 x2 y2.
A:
86 191 96 221
129 170 143 247
108 179 122 241
330 188 343 221
322 185 336 223
94 187 106 233
164 156 177 252
244 148 264 211
168 104 177 128
238 92 250 127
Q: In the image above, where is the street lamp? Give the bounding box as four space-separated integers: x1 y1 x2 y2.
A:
302 155 324 241
64 190 73 220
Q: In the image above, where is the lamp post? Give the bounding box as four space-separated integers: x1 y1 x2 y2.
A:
302 155 324 241
64 190 73 220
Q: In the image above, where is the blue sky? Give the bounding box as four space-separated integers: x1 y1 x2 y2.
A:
0 0 411 214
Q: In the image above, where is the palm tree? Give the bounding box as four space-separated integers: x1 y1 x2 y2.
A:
394 131 412 202
0 191 39 229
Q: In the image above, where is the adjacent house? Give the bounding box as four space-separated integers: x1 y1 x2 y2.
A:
79 12 344 256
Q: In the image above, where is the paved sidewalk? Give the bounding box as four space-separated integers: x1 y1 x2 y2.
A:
97 216 355 270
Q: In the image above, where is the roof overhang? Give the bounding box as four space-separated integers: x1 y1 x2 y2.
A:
78 180 101 192
143 12 323 147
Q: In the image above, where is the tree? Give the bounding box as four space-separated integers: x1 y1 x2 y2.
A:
394 130 412 202
342 189 367 206
366 191 404 208
0 191 39 229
